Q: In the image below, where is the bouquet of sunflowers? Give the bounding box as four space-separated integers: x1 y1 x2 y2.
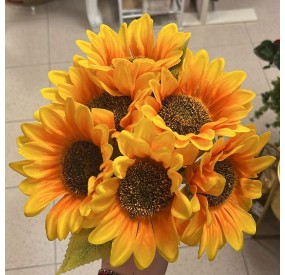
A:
10 14 276 274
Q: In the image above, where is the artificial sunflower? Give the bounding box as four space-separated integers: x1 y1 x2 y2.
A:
181 125 276 260
42 56 156 133
87 118 199 269
142 49 255 150
41 55 104 107
9 98 113 241
76 14 190 72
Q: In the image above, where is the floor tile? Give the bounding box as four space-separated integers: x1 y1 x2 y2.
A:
166 244 247 275
6 265 56 275
47 0 87 19
48 0 91 64
212 0 237 11
256 59 280 89
242 238 280 275
236 0 280 21
253 207 280 238
56 261 102 275
5 19 49 67
254 238 280 258
5 188 55 269
5 65 50 121
245 18 280 45
184 23 251 49
49 61 73 72
56 234 71 264
5 1 48 22
242 95 280 145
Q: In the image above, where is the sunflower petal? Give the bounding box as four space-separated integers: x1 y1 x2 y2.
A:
133 220 156 269
171 191 192 219
152 212 179 262
110 218 138 267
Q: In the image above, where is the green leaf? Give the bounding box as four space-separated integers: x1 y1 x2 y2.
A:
273 48 280 69
169 38 190 78
254 40 278 63
57 229 112 275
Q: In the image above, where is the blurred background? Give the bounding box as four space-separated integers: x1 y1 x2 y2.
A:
5 0 280 274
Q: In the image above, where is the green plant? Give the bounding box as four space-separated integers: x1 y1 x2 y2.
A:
251 39 280 130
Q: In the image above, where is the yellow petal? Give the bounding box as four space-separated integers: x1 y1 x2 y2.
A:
88 204 125 244
23 163 60 179
113 156 135 179
91 191 116 213
182 211 205 242
241 156 276 177
57 203 75 240
133 118 156 144
190 136 213 151
133 219 156 269
19 141 58 161
91 108 115 130
113 61 136 95
216 210 243 251
171 191 192 219
39 107 67 136
152 212 179 262
225 201 256 235
110 219 138 267
24 186 67 217
48 70 70 86
198 226 208 258
175 143 199 166
151 147 172 168
207 215 222 261
151 131 175 151
75 105 93 139
9 160 31 176
69 204 83 233
239 178 262 199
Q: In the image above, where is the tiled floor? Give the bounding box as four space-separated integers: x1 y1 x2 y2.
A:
5 0 280 274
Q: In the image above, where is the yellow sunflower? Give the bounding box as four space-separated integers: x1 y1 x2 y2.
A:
76 14 191 72
9 98 113 241
42 56 156 133
181 125 276 260
142 49 255 150
41 55 104 106
87 118 199 269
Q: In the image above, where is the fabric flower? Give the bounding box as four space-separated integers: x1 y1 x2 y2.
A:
142 49 255 150
41 55 104 107
76 14 191 72
9 98 113 240
87 118 199 269
42 56 156 133
181 125 276 260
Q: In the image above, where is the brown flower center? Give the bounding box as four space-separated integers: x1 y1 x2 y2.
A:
62 141 103 197
117 159 173 219
87 92 132 131
203 160 236 207
158 95 211 135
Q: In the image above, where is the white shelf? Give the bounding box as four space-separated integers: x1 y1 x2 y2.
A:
85 0 258 31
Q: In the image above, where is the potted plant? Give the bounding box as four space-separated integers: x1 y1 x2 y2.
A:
250 39 280 225
251 39 280 131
